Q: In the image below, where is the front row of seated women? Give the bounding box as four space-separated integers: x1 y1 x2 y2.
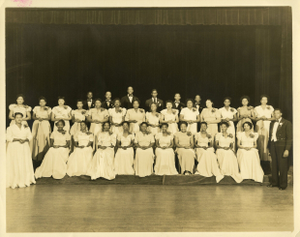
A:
6 112 264 189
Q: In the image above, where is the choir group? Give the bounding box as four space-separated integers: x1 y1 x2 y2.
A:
6 87 284 189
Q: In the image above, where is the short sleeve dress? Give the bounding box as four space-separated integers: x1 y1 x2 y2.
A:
180 107 199 134
9 104 32 126
52 106 72 132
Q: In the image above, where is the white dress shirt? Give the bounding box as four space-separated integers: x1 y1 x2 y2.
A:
271 118 282 141
128 94 133 103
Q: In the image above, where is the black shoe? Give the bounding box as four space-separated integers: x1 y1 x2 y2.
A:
279 187 286 190
267 184 278 188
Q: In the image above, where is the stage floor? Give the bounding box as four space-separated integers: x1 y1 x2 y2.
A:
6 184 293 232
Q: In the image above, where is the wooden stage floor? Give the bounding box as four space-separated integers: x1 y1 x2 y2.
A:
6 184 293 232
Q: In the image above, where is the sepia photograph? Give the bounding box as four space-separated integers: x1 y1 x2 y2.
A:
0 0 299 236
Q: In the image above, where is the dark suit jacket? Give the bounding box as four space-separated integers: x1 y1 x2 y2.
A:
121 95 140 109
268 118 292 151
83 99 95 110
145 98 164 112
102 100 114 109
172 101 185 111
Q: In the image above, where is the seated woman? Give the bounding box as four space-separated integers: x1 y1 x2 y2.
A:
87 122 116 180
194 122 224 183
160 100 179 135
8 94 32 127
237 122 264 183
6 112 36 189
109 98 127 135
146 103 161 135
35 120 70 180
125 99 146 134
154 123 178 175
51 96 72 133
67 121 94 177
174 121 196 175
179 99 200 134
215 122 243 183
134 122 155 177
114 121 135 175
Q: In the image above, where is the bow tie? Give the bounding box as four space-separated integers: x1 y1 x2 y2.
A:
276 120 281 123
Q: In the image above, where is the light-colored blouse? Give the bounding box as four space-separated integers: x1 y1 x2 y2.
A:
155 133 173 147
215 133 234 147
97 132 116 147
135 131 155 146
50 130 71 146
6 124 32 142
237 132 259 148
33 106 52 119
117 133 135 146
52 106 72 120
74 131 93 146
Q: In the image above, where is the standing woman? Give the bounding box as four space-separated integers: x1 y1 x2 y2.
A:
154 123 178 175
35 120 70 180
108 98 127 135
6 113 36 189
114 121 135 175
215 122 243 183
125 100 146 134
146 103 161 135
194 122 224 183
160 100 179 135
8 94 32 126
180 99 200 134
253 95 275 166
31 96 52 166
174 121 196 175
236 96 255 132
87 122 116 180
200 99 221 139
87 99 109 136
237 122 264 183
67 121 94 177
70 99 87 137
51 96 72 133
134 122 155 177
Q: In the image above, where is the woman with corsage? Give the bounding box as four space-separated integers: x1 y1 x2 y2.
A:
146 102 161 135
8 94 32 127
179 99 200 135
160 100 179 135
51 96 72 133
125 99 146 135
108 98 127 136
236 96 255 133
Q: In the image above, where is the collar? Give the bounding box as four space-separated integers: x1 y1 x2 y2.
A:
128 94 133 97
276 118 282 123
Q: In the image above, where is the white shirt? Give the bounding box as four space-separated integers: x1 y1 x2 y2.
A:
152 97 157 103
87 100 92 108
128 94 133 103
271 118 282 141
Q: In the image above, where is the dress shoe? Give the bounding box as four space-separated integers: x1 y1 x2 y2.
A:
267 184 278 188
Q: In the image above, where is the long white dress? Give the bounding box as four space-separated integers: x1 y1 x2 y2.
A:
146 112 160 135
215 133 243 183
52 106 72 132
194 133 224 183
237 132 264 182
88 108 109 135
175 132 196 174
35 131 70 179
31 106 52 161
125 108 146 134
219 107 237 136
160 109 179 135
254 105 274 161
134 131 155 177
200 108 221 139
9 104 32 126
86 132 116 180
114 133 135 175
108 107 127 135
6 124 36 189
70 109 87 136
154 133 178 175
180 107 199 134
67 132 94 176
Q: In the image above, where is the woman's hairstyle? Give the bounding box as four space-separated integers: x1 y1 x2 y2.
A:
140 122 148 127
94 98 102 103
113 98 121 104
160 122 169 128
200 121 208 127
58 96 65 100
260 94 269 101
39 96 47 102
165 100 173 105
179 121 188 127
80 120 88 126
16 94 25 100
76 99 84 103
206 99 214 106
14 112 24 118
274 108 282 113
150 102 157 108
102 121 111 129
240 95 250 103
56 119 65 127
242 121 253 129
132 99 140 104
224 97 232 103
121 121 130 126
219 121 229 127
185 98 194 105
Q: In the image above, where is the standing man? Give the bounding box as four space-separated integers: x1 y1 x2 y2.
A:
145 89 164 112
172 93 185 112
121 86 140 109
103 91 114 109
267 108 292 190
83 91 95 110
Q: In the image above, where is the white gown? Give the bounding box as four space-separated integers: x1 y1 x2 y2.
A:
160 109 179 135
70 109 87 136
108 107 127 135
52 106 72 132
35 131 70 179
67 131 94 176
237 132 264 182
9 104 32 126
146 112 160 135
88 108 109 136
6 124 36 189
87 132 116 180
125 108 146 135
180 107 199 134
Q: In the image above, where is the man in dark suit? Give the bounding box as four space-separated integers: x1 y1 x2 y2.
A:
121 86 140 109
267 108 292 190
145 89 164 112
172 93 185 111
83 91 95 110
102 91 114 109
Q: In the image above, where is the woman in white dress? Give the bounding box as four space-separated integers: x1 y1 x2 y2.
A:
194 122 224 183
160 100 179 135
237 122 264 183
154 123 178 175
109 98 126 135
219 97 238 138
8 94 32 126
87 99 109 136
114 121 135 175
174 121 196 175
31 96 52 165
70 99 87 137
134 122 155 177
51 96 72 133
236 96 255 133
200 99 221 139
125 100 146 134
146 103 161 135
215 122 243 183
6 113 36 189
87 122 116 180
179 99 200 134
35 120 70 179
253 95 275 163
67 121 94 177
